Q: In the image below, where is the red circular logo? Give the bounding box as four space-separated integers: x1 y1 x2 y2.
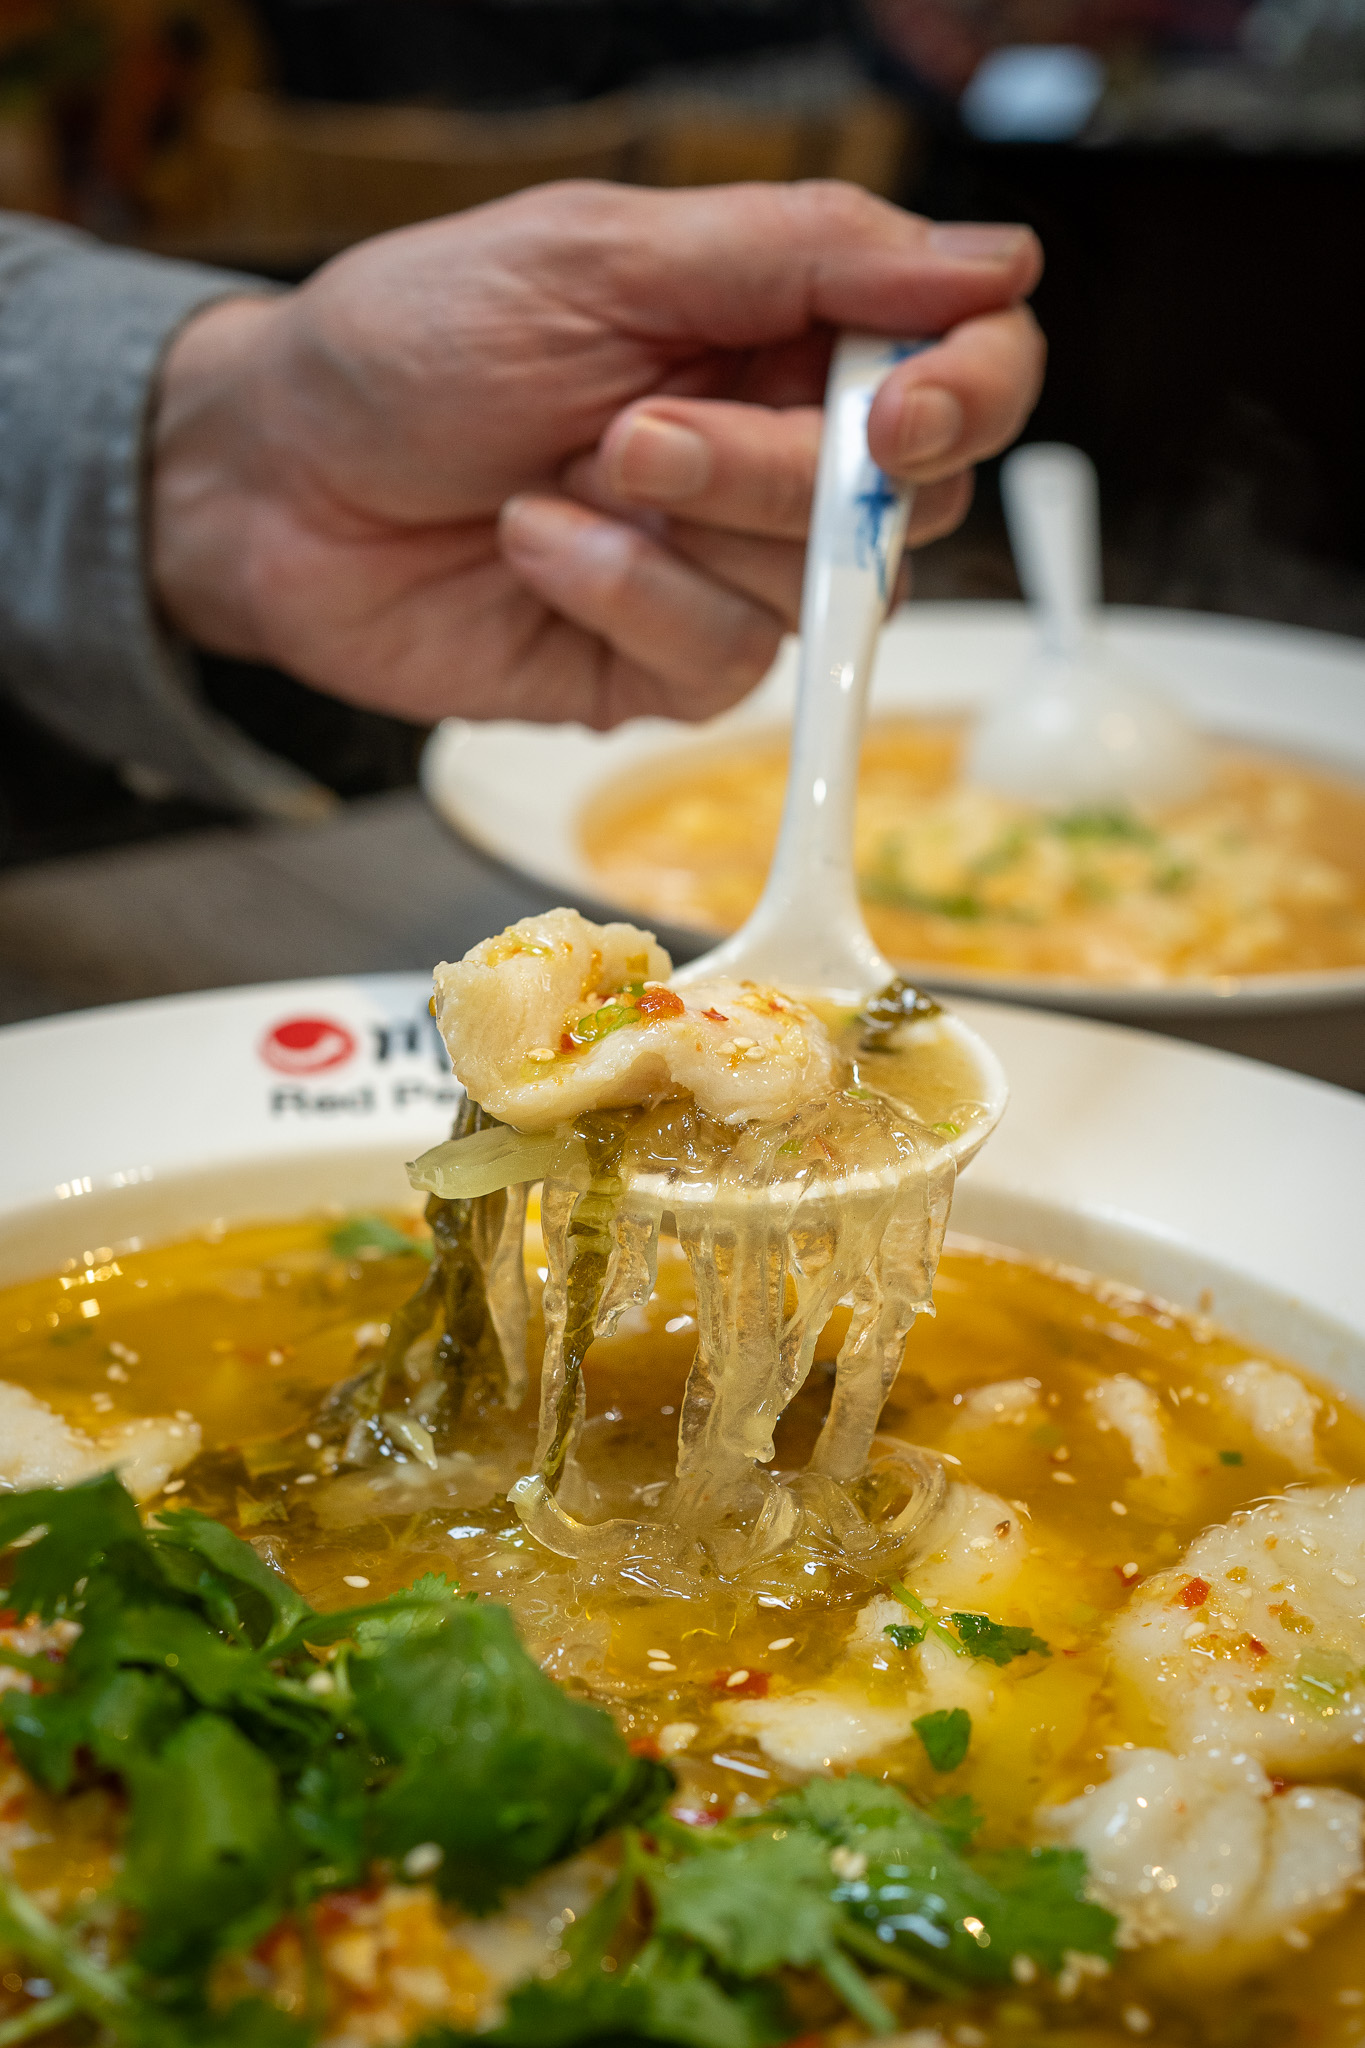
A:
259 1015 358 1075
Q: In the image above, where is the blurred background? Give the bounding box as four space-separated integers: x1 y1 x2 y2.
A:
2 0 1364 1068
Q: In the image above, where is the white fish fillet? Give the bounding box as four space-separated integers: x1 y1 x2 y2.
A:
0 1381 200 1504
1109 1483 1365 1771
1041 1745 1363 1956
433 909 838 1130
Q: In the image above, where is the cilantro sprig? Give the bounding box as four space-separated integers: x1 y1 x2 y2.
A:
0 1488 1104 2048
429 1774 1116 2046
886 1584 1050 1667
0 1477 666 2043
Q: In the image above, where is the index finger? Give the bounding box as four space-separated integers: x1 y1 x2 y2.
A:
554 179 1043 353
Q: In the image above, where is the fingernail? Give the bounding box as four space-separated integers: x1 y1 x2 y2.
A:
501 495 633 579
893 385 963 467
499 494 556 552
610 413 712 502
928 221 1032 263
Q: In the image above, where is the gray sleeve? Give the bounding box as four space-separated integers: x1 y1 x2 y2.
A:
0 213 330 820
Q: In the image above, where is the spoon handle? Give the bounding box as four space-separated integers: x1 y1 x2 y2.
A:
1000 442 1102 659
682 333 922 1000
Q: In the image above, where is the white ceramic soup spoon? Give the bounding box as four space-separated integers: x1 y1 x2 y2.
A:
672 329 1007 1172
967 441 1209 810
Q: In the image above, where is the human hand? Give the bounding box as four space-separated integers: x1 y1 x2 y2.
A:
152 179 1044 728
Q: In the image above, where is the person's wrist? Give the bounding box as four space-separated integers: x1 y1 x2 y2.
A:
150 293 285 658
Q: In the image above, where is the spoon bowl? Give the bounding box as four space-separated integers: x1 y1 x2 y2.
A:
968 442 1209 809
674 331 1008 1172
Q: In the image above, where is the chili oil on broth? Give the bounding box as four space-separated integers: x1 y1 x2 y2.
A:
5 1219 1365 2044
579 718 1365 986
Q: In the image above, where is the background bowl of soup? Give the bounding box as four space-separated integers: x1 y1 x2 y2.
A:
421 602 1365 1089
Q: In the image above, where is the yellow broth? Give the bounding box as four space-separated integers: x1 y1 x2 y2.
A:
5 1216 1365 2044
580 720 1365 985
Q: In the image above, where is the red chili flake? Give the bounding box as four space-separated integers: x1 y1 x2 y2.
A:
702 1008 729 1023
630 1735 662 1760
1248 1636 1268 1657
711 1669 769 1699
636 986 685 1021
671 1804 724 1829
0 1609 17 1629
312 1886 381 1939
253 1918 302 1965
1269 1776 1290 1796
558 1032 575 1054
1179 1577 1210 1609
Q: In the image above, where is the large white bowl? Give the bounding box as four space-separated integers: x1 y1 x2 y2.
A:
1 980 1362 1403
421 603 1365 1075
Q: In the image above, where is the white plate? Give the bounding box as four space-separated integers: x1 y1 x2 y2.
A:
1 981 1362 1401
421 601 1365 1020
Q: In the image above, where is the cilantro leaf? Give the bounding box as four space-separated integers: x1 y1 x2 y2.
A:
121 1714 292 1972
150 1506 313 1646
948 1613 1051 1666
913 1707 971 1772
768 1773 1115 1990
883 1622 926 1651
648 1830 893 2035
354 1600 670 1911
928 1793 984 1848
329 1213 430 1261
886 1586 1049 1667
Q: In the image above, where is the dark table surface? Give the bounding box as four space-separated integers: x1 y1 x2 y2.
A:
0 790 556 1028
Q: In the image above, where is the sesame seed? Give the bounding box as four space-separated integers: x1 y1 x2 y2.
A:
1284 1927 1312 1950
1122 2007 1153 2035
726 1669 751 1688
731 1036 756 1050
403 1842 444 1878
526 1047 556 1063
1111 1500 1129 1515
1120 1562 1140 1580
343 1575 370 1590
1183 1620 1208 1640
305 1432 323 1451
1052 1470 1076 1485
1334 1568 1358 1586
1011 1954 1038 1985
295 1473 317 1486
743 1046 764 1061
768 1637 795 1651
162 1479 185 1495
